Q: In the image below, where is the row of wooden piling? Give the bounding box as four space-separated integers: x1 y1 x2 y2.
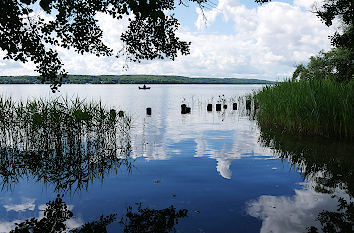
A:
207 103 238 111
146 100 254 115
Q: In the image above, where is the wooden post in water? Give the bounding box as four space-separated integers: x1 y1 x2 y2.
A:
246 100 251 110
146 108 151 115
118 110 124 117
233 103 237 110
181 104 187 114
216 104 221 111
207 104 212 111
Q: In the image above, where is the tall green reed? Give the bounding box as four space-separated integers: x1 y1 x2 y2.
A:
251 79 354 139
0 96 133 192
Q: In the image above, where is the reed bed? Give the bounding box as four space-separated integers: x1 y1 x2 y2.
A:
0 96 131 150
0 96 133 191
252 79 354 139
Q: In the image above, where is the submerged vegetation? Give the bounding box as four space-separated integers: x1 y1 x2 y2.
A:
0 96 133 191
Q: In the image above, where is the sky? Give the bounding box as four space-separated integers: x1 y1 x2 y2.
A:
0 0 338 81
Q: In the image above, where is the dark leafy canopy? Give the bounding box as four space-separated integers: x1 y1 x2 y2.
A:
314 0 353 27
291 0 354 82
0 0 208 91
313 0 354 49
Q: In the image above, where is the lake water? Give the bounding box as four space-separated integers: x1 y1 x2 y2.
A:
0 84 353 233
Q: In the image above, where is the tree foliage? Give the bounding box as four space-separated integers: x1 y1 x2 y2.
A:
314 0 353 29
0 0 207 91
314 0 354 50
292 46 354 82
293 0 354 82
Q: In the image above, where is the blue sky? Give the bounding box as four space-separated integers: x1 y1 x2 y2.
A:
0 0 335 81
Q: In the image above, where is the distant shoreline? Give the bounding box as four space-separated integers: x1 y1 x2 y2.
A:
0 83 272 85
0 75 275 85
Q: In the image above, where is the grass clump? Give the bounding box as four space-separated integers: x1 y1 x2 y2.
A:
0 96 133 192
252 79 354 139
0 96 132 151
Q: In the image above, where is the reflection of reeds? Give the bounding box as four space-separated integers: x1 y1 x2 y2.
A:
258 129 354 233
259 127 354 197
0 96 133 192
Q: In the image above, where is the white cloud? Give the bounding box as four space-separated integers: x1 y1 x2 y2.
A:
192 0 335 79
294 0 318 9
1 0 335 81
195 7 219 30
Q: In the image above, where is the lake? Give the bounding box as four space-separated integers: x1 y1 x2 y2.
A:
0 84 353 233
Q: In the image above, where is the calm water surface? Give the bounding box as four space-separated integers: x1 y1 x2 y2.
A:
0 84 353 233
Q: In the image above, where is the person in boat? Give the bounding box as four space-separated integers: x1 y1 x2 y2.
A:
143 84 146 88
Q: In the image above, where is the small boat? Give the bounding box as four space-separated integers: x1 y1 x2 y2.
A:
139 85 151 90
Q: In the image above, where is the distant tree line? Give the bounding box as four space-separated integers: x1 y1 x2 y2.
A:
0 75 274 84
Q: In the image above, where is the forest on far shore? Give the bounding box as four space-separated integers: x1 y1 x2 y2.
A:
0 75 274 85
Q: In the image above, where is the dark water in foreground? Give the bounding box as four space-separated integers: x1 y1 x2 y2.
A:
0 84 353 233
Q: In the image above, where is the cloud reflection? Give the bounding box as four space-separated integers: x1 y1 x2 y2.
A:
194 124 271 179
0 220 19 233
216 158 233 179
3 198 35 212
130 98 272 179
247 186 350 233
133 117 271 179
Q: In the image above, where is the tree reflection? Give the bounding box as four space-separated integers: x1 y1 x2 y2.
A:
0 97 133 192
10 195 117 233
257 125 354 233
119 203 188 233
307 197 354 233
9 196 188 233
